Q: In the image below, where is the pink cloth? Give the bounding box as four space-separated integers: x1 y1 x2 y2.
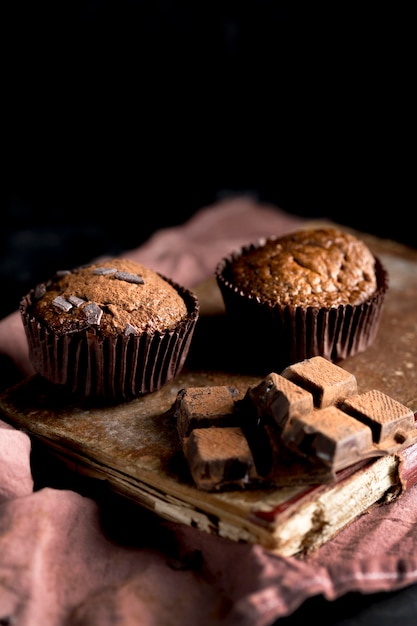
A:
1 197 417 625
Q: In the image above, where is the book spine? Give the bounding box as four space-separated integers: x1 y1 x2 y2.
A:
252 413 417 526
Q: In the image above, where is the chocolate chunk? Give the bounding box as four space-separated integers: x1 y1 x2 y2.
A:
281 405 373 471
83 302 103 325
281 356 358 408
68 295 86 307
93 267 118 276
340 390 415 444
174 359 417 492
34 283 46 300
174 385 241 438
184 426 257 491
249 417 335 483
124 323 139 336
242 372 314 430
52 296 73 312
114 271 144 285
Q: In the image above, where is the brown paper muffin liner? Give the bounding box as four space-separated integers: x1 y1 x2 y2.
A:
20 276 199 403
215 249 388 376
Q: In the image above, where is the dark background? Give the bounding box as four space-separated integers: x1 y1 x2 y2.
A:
3 1 414 323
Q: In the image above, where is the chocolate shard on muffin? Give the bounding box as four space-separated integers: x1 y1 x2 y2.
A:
215 227 388 374
20 258 199 402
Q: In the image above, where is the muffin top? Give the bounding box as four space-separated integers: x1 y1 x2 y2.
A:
26 258 189 336
221 228 378 307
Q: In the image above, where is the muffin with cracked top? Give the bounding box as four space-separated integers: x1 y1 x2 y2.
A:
20 258 199 402
215 227 388 374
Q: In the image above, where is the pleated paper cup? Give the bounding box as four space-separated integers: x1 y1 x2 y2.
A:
215 243 388 375
20 275 199 404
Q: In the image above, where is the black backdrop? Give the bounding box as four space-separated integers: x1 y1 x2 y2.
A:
2 2 414 319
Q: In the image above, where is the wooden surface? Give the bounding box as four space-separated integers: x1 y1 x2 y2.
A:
0 226 416 554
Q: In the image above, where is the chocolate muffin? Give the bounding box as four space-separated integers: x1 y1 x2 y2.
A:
215 227 388 374
20 258 199 402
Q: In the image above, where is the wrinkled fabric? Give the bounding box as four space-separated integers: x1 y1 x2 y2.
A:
1 197 417 626
123 195 307 287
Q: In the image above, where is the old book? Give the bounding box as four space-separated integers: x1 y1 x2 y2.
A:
0 372 416 557
0 229 416 557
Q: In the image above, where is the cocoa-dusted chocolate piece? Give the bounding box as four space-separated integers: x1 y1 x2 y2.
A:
281 356 358 408
340 390 415 445
174 385 241 438
281 405 374 472
184 426 258 491
240 372 314 430
175 358 417 491
249 417 338 484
